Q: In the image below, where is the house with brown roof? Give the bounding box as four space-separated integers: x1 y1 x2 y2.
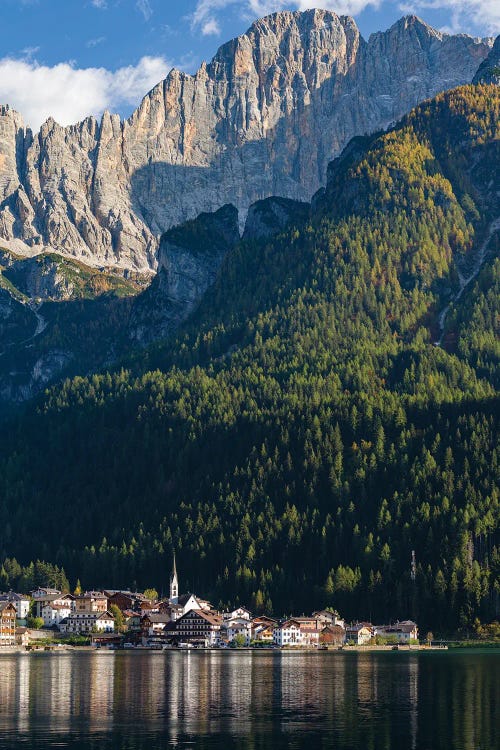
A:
374 620 418 643
252 615 277 628
319 624 345 646
15 627 30 647
122 610 142 631
345 623 373 645
105 591 149 612
141 613 173 636
251 623 274 643
313 610 345 628
175 609 223 646
74 592 108 614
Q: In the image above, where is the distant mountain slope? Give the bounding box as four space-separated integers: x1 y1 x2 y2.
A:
0 12 491 270
0 248 143 404
0 85 498 631
473 35 500 84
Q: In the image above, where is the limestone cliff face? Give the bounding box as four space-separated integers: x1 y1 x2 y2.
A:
473 35 500 84
0 12 492 271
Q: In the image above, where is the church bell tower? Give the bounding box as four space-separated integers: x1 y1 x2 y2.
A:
170 553 179 603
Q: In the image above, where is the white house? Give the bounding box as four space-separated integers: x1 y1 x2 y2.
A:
272 617 321 647
41 602 73 627
274 620 300 647
222 617 253 645
374 621 418 643
59 611 114 634
33 593 74 619
223 607 252 621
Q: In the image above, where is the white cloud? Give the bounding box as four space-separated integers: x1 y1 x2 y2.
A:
202 18 222 35
191 0 381 37
86 36 107 47
136 0 153 20
0 55 172 131
398 0 500 34
91 0 108 8
191 0 500 36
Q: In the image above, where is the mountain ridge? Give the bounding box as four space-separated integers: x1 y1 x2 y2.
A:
0 11 492 271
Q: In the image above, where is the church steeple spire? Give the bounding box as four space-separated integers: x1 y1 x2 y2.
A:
170 552 179 603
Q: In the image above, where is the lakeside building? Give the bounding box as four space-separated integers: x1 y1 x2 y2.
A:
15 626 30 647
32 592 74 619
251 616 276 643
142 613 173 637
74 592 108 614
175 609 223 646
0 592 31 623
0 602 16 646
313 610 345 629
319 624 345 646
122 610 142 631
345 623 373 645
41 601 73 628
221 617 253 645
105 591 150 612
273 619 322 647
374 621 418 642
223 607 252 621
59 611 115 634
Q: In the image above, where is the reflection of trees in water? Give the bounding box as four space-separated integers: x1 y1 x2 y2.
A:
0 652 497 749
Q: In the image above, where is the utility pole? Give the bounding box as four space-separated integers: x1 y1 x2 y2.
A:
411 550 416 582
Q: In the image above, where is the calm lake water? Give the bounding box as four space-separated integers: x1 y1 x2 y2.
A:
0 650 498 750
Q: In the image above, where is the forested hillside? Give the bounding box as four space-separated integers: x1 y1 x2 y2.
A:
0 86 498 632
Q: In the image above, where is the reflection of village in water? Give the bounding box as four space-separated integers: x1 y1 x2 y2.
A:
0 651 497 749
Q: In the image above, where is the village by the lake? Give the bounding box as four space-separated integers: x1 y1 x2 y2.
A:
1 557 429 652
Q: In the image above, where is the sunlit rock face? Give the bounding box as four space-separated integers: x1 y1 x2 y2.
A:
0 12 492 271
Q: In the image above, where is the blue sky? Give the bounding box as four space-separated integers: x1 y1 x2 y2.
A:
0 0 498 130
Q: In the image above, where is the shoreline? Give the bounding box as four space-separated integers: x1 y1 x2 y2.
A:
2 643 499 655
0 644 455 654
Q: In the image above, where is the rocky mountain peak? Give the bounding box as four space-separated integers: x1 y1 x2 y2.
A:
0 12 493 272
